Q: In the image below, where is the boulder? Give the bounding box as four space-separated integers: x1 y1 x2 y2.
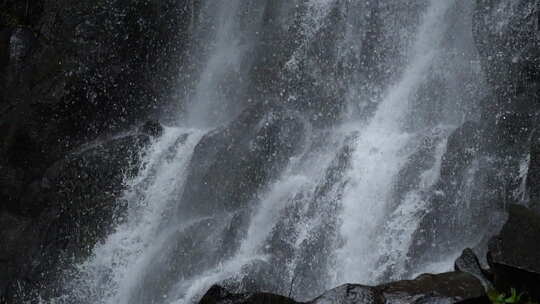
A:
200 285 300 304
378 272 487 304
454 248 492 290
198 272 487 304
487 204 540 300
392 128 447 209
310 284 383 304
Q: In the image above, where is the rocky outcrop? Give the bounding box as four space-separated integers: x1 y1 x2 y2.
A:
407 121 487 270
0 127 158 302
454 248 492 290
473 0 540 146
378 272 487 304
487 204 540 300
200 271 487 304
200 285 300 304
1 0 195 300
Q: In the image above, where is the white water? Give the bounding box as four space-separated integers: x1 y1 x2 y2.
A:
374 133 449 281
60 128 205 304
336 0 456 284
57 0 489 303
171 132 351 302
187 0 246 127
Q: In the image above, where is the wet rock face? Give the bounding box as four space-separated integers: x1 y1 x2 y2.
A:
438 122 481 185
487 204 540 300
180 103 306 217
0 0 195 299
140 120 164 137
473 0 540 146
473 0 540 93
0 0 196 219
121 105 306 304
0 131 154 302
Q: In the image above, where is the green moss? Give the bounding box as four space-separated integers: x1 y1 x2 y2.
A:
488 288 539 304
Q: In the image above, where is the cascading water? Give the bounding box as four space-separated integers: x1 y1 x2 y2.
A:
56 0 493 303
337 0 458 283
58 128 206 303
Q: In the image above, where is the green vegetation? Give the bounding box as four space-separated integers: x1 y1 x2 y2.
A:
489 288 522 304
488 288 538 304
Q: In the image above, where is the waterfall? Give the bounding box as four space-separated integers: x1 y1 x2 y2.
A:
337 0 456 283
57 0 489 303
57 128 205 304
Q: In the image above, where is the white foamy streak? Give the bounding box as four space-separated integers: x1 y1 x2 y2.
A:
68 128 204 304
374 134 448 280
336 0 455 284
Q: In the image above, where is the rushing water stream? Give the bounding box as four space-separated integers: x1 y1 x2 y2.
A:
57 1 494 303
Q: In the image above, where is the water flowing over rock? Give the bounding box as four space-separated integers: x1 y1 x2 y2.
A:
1 129 156 301
2 0 540 303
180 103 306 218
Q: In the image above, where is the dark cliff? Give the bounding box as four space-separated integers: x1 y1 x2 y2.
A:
1 0 196 300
